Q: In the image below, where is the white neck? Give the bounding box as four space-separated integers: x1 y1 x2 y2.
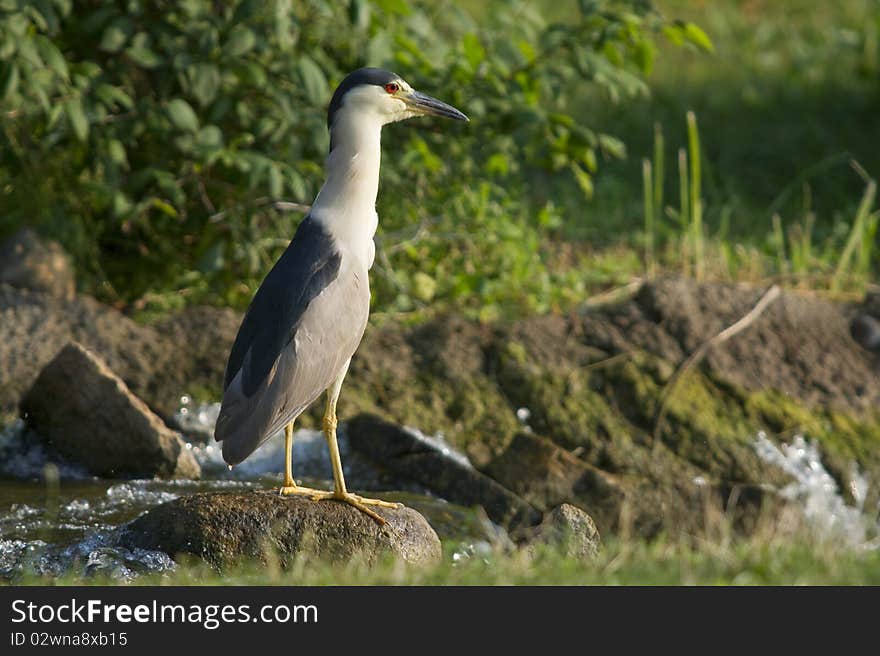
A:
310 110 384 267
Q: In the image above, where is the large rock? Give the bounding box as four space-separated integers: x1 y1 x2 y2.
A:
0 229 75 300
482 431 625 533
119 491 441 569
347 413 541 529
20 342 200 479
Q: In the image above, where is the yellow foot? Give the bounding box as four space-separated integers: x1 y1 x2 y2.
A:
325 492 402 525
278 483 330 497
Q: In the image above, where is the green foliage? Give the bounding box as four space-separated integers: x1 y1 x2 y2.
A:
28 536 880 586
579 0 880 292
639 113 878 293
0 0 699 311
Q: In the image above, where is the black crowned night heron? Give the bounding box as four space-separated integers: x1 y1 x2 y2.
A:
214 68 468 523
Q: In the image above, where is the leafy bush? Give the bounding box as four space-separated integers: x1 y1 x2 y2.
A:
0 0 708 313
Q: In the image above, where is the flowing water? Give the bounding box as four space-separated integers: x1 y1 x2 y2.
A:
2 397 877 582
0 399 502 582
754 432 878 548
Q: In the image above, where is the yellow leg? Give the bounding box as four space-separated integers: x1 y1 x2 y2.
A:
278 421 323 497
319 364 401 524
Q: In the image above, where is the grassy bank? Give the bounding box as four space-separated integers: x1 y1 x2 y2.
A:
574 0 880 293
23 532 880 586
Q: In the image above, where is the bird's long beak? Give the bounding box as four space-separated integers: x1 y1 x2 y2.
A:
404 90 469 122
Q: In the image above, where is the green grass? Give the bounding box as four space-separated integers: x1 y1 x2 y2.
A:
560 0 880 295
17 533 880 586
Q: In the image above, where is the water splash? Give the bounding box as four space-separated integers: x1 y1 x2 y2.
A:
0 396 501 581
0 420 89 480
403 425 473 469
0 533 176 582
754 432 876 548
173 396 220 443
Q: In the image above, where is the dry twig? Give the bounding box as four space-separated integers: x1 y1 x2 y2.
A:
651 284 782 448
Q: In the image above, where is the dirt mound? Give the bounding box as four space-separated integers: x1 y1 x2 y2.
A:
0 284 237 418
583 277 880 413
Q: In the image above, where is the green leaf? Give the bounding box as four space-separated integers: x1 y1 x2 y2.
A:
583 148 597 173
111 191 133 217
683 23 714 53
598 134 626 159
107 139 128 167
65 98 88 141
151 198 179 218
100 17 133 53
1 63 19 100
234 62 267 88
35 36 68 81
571 163 594 198
662 25 685 47
366 31 393 65
126 43 162 68
166 98 200 132
411 271 436 302
297 56 327 105
268 164 283 198
195 125 223 149
186 63 221 107
225 26 256 57
349 0 371 29
462 33 485 70
372 0 411 15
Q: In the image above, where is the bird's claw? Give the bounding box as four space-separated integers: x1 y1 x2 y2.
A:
278 483 399 526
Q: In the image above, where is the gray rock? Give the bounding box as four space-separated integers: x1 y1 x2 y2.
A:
347 413 541 529
851 313 880 352
118 491 441 569
20 342 200 479
482 431 625 533
0 229 75 300
522 504 601 559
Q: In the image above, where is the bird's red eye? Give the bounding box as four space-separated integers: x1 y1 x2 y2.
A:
384 82 399 94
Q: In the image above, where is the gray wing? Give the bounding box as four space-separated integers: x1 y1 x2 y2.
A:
214 216 370 465
221 214 340 396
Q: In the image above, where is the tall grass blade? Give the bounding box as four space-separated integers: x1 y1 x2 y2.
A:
643 158 655 278
653 122 665 218
678 147 689 274
687 111 704 280
831 178 877 292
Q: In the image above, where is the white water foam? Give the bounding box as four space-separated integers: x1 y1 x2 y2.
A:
402 425 473 469
754 432 877 548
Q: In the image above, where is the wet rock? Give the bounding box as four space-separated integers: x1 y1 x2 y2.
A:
0 229 75 300
521 504 601 559
118 491 441 569
482 432 625 533
851 313 880 352
347 413 541 529
20 342 200 479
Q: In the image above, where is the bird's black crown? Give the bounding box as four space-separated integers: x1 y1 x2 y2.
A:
326 67 400 130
